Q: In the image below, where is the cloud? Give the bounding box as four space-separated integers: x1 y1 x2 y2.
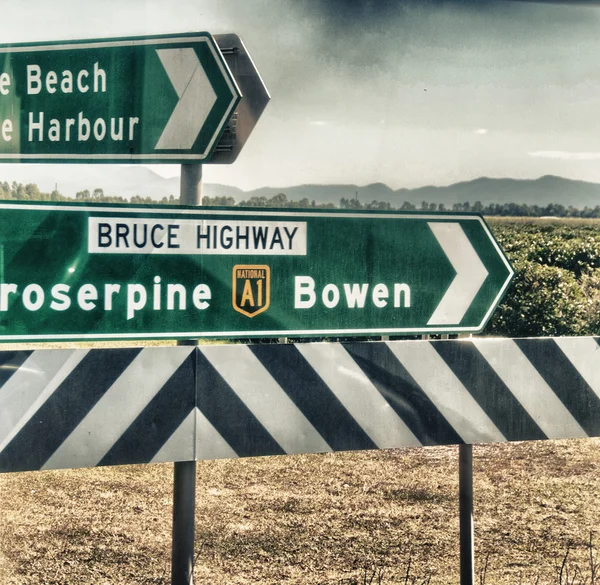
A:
529 151 600 160
287 0 544 83
475 128 489 135
308 0 504 28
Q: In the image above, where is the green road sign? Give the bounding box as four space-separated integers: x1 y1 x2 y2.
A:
0 202 513 342
0 33 241 164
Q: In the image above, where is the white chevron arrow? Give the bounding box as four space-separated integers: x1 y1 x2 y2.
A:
427 222 488 325
155 48 217 150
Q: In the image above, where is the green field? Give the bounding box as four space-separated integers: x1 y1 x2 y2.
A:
486 218 600 338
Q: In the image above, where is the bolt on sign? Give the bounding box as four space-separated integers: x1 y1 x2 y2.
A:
0 202 513 342
210 33 270 164
0 33 241 163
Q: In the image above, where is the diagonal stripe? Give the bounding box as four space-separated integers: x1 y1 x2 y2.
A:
200 345 331 455
0 350 89 452
0 351 32 387
344 342 463 446
99 349 196 467
554 337 600 400
195 408 238 461
196 350 284 457
0 349 142 473
155 48 217 150
427 222 488 325
151 410 196 464
472 339 587 439
156 48 197 97
249 344 377 452
433 341 546 441
296 343 421 449
387 341 505 444
43 347 194 470
515 338 600 436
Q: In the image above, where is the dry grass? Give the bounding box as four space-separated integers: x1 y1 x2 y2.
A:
1 440 599 584
0 339 232 351
0 340 177 351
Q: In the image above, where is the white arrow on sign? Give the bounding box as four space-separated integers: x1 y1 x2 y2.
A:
427 222 489 325
155 48 217 150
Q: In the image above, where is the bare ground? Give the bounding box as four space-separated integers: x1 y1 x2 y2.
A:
1 439 599 584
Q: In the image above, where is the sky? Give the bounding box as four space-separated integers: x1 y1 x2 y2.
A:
1 0 600 191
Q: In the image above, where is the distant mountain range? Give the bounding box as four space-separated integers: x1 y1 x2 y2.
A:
1 165 600 208
244 176 600 209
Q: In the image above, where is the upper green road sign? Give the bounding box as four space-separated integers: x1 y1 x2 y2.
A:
0 202 513 342
0 33 241 163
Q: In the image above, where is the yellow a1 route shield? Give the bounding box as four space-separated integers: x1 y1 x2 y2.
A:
232 265 270 318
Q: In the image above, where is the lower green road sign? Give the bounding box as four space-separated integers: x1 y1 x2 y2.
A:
0 202 513 341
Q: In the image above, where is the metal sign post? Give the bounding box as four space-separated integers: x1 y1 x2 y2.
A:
459 444 474 585
172 164 202 585
458 330 475 585
430 332 474 585
172 456 197 585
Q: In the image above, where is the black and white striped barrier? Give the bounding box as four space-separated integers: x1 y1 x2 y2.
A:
1 337 599 473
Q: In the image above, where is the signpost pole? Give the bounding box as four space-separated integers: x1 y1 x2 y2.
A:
172 459 197 585
180 165 203 206
458 332 475 585
171 164 202 585
459 443 474 585
428 333 474 585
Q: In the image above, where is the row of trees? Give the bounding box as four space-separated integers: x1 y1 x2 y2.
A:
339 197 600 218
0 181 64 202
207 193 600 217
0 181 181 206
2 181 600 217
